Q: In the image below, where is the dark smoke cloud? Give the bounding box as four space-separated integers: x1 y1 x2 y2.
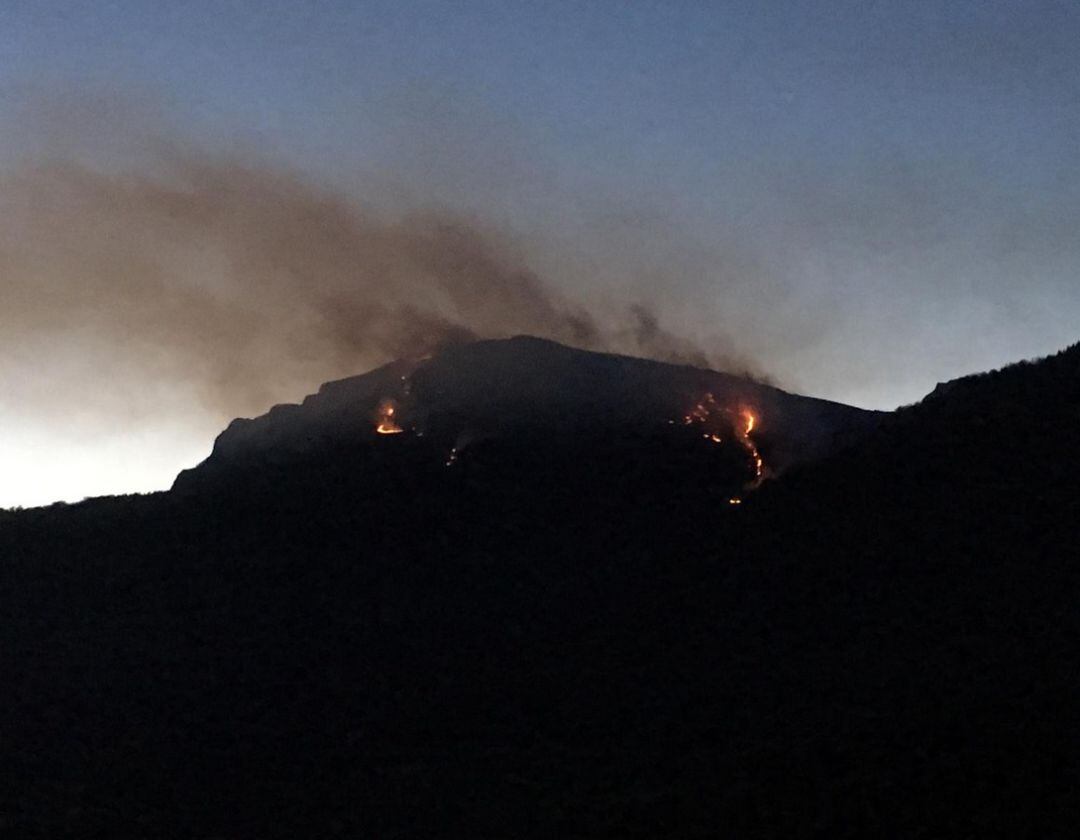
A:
0 151 762 424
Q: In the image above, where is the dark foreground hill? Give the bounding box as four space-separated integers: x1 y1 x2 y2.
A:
1 337 1079 838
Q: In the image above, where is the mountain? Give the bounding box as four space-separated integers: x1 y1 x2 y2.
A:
174 335 878 494
1 338 1078 838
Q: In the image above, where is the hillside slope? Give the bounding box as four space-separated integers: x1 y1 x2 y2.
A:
1 340 1078 838
174 336 878 493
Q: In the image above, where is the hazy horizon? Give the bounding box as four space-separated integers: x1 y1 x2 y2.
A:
3 0 1078 507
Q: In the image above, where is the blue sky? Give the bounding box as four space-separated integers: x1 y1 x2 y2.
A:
2 1 1079 504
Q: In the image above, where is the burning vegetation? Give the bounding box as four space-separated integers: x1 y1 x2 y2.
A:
740 409 765 485
679 393 767 503
374 399 404 434
368 379 768 499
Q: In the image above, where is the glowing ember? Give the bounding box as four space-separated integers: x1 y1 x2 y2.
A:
682 393 722 425
728 497 742 505
677 393 768 492
739 409 765 486
375 399 404 434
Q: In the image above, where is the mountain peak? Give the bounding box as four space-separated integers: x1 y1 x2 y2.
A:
173 336 878 494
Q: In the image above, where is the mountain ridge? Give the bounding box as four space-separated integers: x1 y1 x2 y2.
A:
1 336 1078 838
174 334 881 495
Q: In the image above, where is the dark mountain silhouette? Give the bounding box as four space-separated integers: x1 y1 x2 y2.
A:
174 336 878 494
1 337 1078 838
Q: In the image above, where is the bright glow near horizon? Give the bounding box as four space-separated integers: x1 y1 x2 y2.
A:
0 418 212 509
1 1 1078 507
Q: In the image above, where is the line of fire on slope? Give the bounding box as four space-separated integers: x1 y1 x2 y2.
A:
372 388 767 505
171 338 879 499
675 392 766 504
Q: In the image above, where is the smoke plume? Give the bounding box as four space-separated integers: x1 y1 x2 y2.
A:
0 151 759 423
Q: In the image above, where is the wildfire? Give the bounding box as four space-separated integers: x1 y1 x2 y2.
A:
739 409 765 486
683 394 722 426
375 399 404 434
678 393 767 494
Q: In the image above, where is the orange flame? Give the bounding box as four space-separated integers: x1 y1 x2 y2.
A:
676 394 767 493
683 393 721 426
739 409 764 485
375 399 404 434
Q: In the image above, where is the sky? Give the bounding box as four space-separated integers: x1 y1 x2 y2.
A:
1 0 1079 507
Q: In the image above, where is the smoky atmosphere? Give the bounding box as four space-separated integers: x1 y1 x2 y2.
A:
2 5 1080 838
2 1 1078 507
